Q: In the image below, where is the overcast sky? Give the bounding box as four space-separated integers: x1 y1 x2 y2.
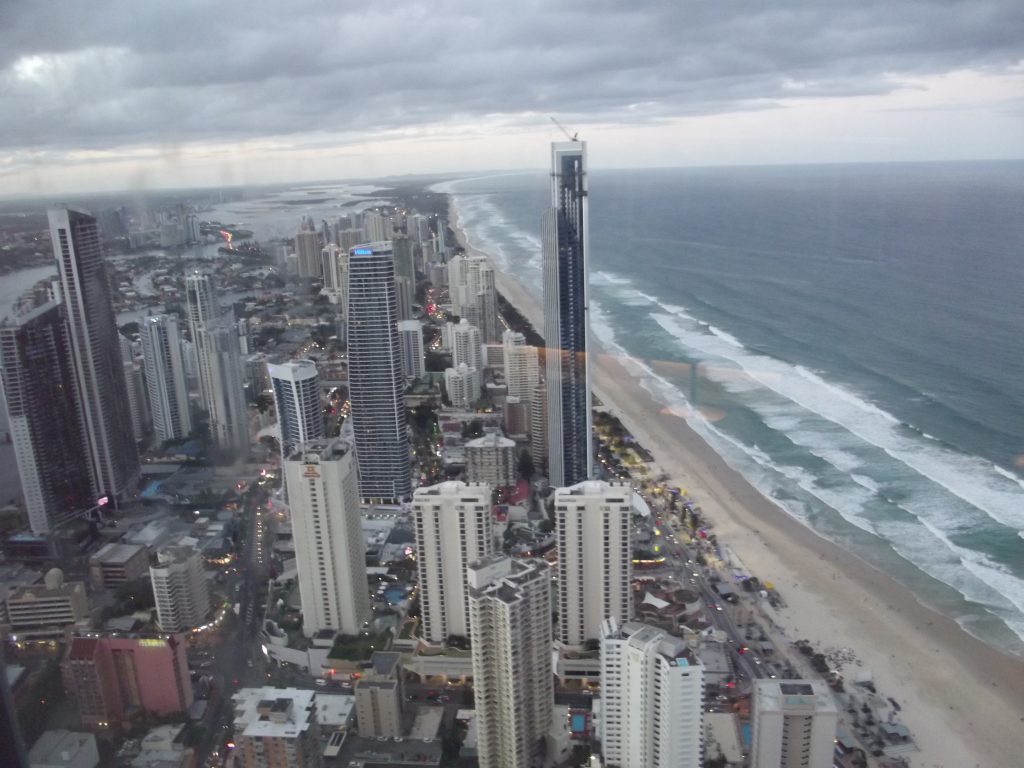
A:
2 0 1022 194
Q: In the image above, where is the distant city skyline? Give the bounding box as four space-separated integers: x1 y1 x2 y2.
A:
1 1 1021 194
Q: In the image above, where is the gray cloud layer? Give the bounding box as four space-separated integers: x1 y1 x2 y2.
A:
1 0 1021 153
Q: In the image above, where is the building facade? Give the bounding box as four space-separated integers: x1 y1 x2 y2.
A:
49 207 140 505
0 302 94 534
346 242 412 501
600 619 704 768
542 142 593 487
354 652 404 738
232 687 322 768
186 272 248 453
61 633 192 729
465 434 518 487
140 314 192 443
284 439 370 637
750 680 839 768
150 547 210 633
555 480 634 647
412 482 494 645
3 569 88 639
397 320 425 382
444 363 480 410
268 360 323 458
468 555 552 768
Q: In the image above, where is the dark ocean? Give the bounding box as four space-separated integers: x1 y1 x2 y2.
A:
439 161 1024 655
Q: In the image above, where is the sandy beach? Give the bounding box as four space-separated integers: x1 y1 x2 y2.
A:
448 199 1024 768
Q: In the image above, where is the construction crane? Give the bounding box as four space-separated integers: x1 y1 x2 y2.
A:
549 116 579 142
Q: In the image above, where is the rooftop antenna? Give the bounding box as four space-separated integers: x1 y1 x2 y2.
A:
549 116 579 142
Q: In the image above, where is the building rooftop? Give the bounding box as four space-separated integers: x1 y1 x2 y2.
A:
465 433 516 449
368 651 402 678
313 693 354 728
755 679 838 715
91 542 147 565
28 729 98 768
233 687 316 740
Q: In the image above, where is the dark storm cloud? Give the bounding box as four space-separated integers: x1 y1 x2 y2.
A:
0 0 1021 152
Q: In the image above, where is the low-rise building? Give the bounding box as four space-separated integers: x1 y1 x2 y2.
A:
3 568 88 639
28 730 99 768
354 652 404 738
232 687 322 768
89 543 149 590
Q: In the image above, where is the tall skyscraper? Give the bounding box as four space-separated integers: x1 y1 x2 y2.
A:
412 482 494 645
392 234 416 321
284 439 370 636
186 271 247 453
555 480 634 647
347 242 412 501
196 324 249 453
150 546 211 632
320 243 348 307
140 314 192 443
468 554 552 768
268 360 323 458
397 320 425 382
600 619 704 768
750 680 839 768
49 207 139 505
184 271 218 342
542 141 592 487
294 226 322 279
0 302 94 534
120 333 151 443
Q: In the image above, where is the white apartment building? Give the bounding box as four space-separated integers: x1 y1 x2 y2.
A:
468 555 552 768
449 319 483 371
267 360 323 458
412 482 494 644
502 330 540 407
600 618 704 768
320 243 348 308
397 320 425 382
465 433 517 487
354 652 404 738
284 439 370 637
444 364 480 410
232 687 322 768
150 546 210 633
750 680 839 768
555 480 636 647
140 314 192 443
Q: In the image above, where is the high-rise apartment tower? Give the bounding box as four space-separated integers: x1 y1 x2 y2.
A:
346 243 411 500
49 207 139 505
542 142 592 487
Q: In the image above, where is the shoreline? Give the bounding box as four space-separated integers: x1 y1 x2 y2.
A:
446 194 1024 767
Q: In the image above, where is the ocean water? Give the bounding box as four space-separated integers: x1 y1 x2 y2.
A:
439 162 1024 655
